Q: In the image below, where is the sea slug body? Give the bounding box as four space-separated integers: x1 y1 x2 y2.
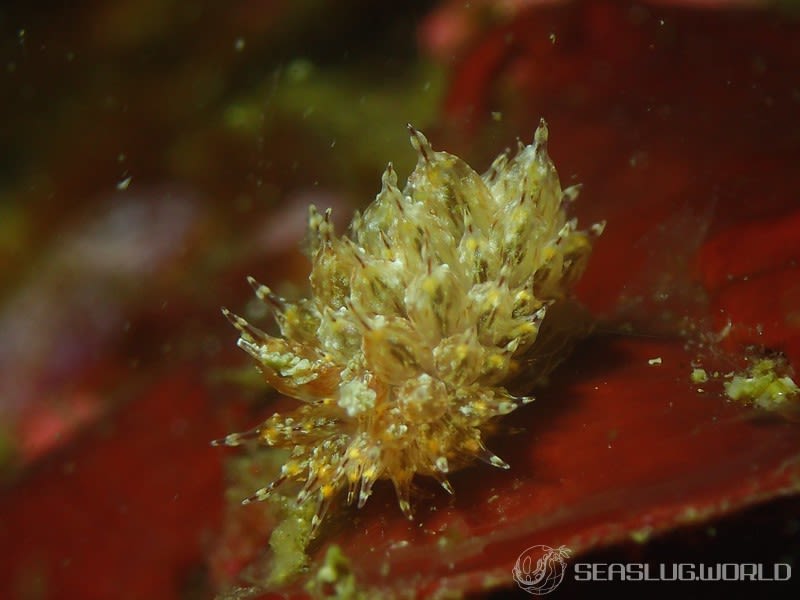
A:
215 119 603 535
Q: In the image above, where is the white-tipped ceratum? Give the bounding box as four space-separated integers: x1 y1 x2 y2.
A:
215 120 603 536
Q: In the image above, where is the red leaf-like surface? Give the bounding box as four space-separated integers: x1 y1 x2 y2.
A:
0 372 224 599
1 1 799 599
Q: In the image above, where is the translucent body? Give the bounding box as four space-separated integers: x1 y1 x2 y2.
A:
216 120 602 534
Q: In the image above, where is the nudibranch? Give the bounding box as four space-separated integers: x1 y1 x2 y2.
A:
216 119 603 535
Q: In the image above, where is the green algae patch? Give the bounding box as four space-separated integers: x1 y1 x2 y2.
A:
690 368 709 384
629 526 654 544
724 358 799 410
266 493 316 585
306 545 366 600
219 448 315 587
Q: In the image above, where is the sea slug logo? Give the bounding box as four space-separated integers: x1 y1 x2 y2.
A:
513 545 572 595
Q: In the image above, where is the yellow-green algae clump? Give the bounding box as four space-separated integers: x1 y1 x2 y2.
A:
725 358 799 410
216 119 603 537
